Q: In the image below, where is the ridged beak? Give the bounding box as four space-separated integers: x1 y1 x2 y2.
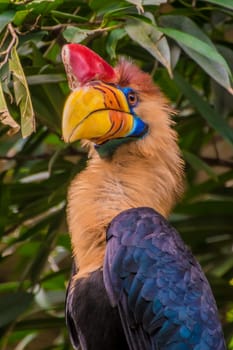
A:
62 82 135 144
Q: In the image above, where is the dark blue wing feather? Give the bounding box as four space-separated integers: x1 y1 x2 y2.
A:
104 207 226 350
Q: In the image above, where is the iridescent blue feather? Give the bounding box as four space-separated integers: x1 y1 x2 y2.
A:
104 207 226 350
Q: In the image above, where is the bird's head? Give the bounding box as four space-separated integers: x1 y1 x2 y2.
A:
62 44 173 159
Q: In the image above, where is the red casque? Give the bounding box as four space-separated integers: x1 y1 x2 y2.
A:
62 44 116 89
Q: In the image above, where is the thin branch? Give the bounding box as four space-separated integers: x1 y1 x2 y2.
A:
212 139 220 161
15 15 41 35
0 26 10 50
73 6 81 16
40 23 70 31
0 24 18 69
201 156 233 168
92 24 122 33
41 23 121 33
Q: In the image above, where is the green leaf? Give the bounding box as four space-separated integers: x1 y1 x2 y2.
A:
174 72 233 146
31 89 61 132
102 6 133 19
63 26 92 43
159 15 214 47
43 42 60 63
106 28 126 59
25 0 64 15
0 10 15 32
13 10 30 26
13 333 37 350
159 15 233 93
9 45 35 138
0 291 33 327
51 10 88 22
0 1 11 13
199 0 233 10
176 199 233 217
183 150 218 181
26 215 63 284
0 281 30 293
211 257 233 278
27 74 66 85
125 18 172 76
159 27 231 73
89 0 122 11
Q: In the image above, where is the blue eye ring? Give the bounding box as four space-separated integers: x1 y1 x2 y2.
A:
118 86 139 108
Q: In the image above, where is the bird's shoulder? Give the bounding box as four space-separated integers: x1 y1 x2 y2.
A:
104 207 225 350
106 206 194 271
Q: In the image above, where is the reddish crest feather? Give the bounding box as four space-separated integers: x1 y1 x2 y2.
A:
115 58 160 95
62 44 116 89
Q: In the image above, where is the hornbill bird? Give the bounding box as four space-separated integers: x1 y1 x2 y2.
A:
61 44 226 350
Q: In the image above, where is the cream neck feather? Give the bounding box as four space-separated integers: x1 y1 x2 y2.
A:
67 92 184 278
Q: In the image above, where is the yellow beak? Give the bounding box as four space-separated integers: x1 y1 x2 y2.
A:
62 82 134 144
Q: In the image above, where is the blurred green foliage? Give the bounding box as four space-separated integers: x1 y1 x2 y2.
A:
0 0 233 349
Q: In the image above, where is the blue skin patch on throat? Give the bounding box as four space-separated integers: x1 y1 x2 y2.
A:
128 115 148 138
